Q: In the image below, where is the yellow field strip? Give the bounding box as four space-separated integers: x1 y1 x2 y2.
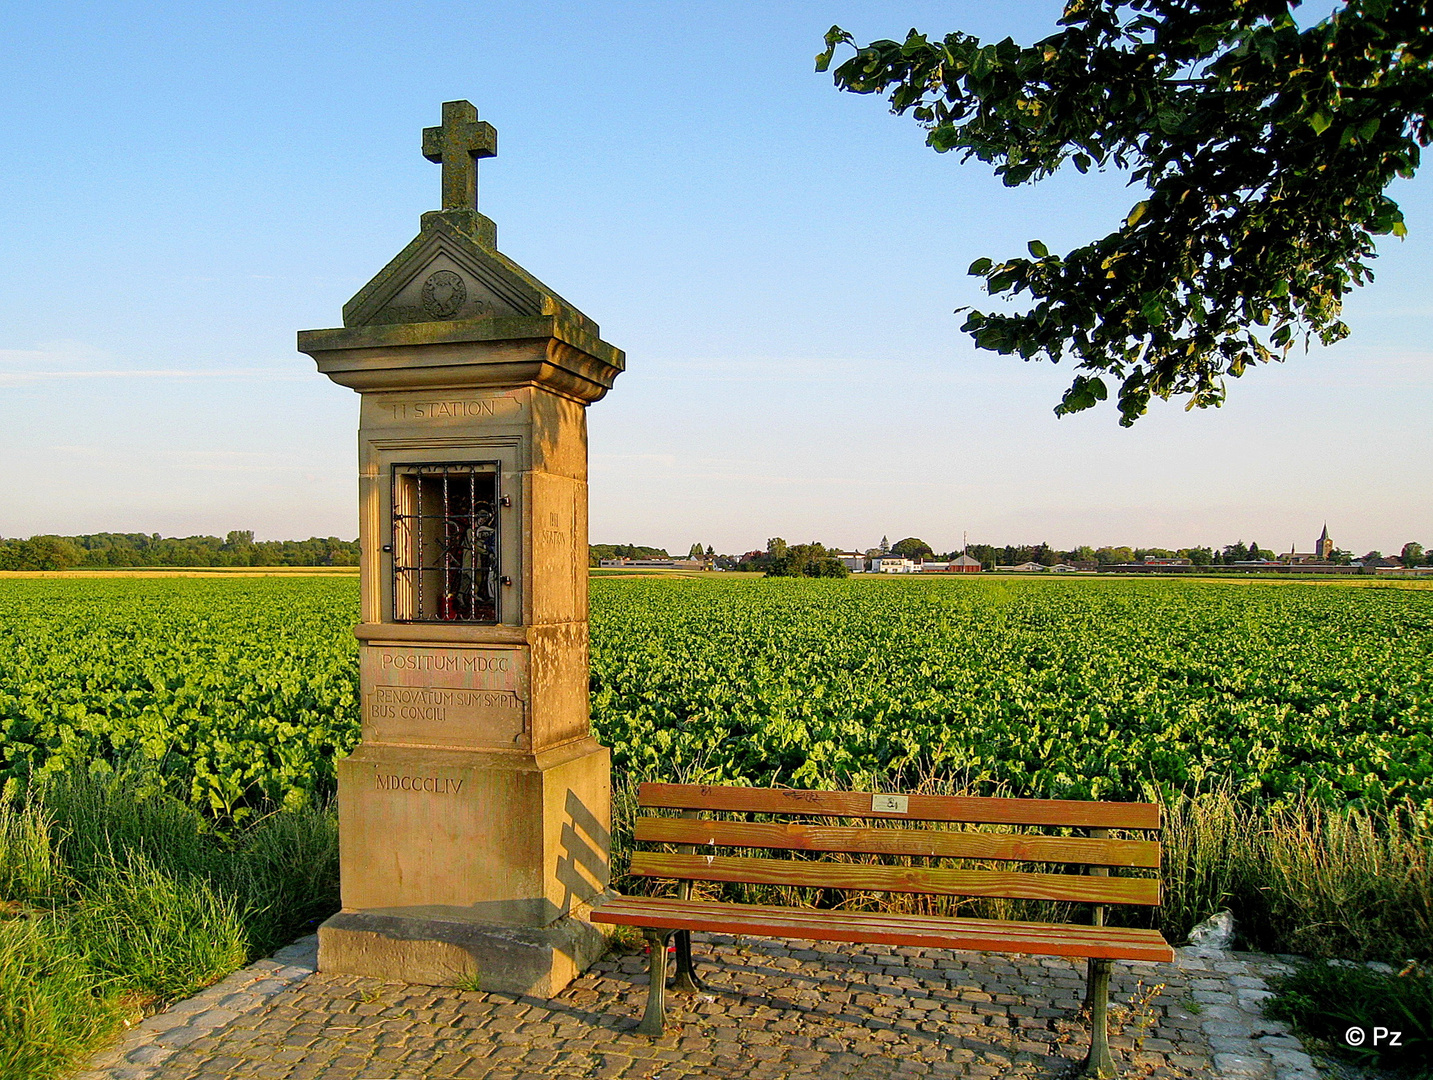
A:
0 568 359 578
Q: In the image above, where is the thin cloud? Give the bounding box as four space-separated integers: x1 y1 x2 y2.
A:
0 342 305 384
0 368 307 386
0 344 110 366
45 443 331 475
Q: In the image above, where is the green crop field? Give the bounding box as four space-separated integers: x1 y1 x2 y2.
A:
591 575 1433 808
1 574 1430 814
0 577 362 819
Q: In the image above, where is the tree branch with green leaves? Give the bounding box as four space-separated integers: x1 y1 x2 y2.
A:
818 0 1431 424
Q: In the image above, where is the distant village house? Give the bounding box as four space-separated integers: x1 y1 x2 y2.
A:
870 556 917 574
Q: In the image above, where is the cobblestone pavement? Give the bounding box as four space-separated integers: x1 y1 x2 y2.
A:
84 933 1321 1080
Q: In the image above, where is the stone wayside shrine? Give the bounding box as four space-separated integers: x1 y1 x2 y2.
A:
298 101 624 994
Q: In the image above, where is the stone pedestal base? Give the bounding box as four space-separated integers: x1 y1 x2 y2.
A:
318 904 611 995
322 737 612 993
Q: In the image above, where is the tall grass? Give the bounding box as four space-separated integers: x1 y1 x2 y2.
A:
612 769 1433 961
0 917 127 1080
1163 792 1432 959
0 795 62 905
0 767 338 1080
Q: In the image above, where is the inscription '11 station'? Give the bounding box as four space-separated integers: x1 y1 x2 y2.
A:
383 396 520 423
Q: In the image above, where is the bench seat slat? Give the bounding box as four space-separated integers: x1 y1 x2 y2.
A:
634 817 1162 869
639 783 1160 830
597 895 1166 948
629 852 1161 906
592 896 1174 963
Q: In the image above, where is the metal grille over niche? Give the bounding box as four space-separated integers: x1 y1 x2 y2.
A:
391 462 501 622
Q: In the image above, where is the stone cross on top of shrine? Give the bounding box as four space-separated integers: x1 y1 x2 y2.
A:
422 100 497 212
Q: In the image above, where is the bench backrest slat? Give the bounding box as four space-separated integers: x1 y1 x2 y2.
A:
629 852 1161 906
639 783 1160 830
633 817 1161 869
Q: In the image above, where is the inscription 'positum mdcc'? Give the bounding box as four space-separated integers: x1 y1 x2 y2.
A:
379 650 513 672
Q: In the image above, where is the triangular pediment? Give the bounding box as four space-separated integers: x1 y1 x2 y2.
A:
342 211 598 334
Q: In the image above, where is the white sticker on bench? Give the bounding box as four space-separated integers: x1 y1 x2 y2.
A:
871 794 909 813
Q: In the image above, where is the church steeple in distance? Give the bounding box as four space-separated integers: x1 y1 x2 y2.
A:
1317 523 1333 559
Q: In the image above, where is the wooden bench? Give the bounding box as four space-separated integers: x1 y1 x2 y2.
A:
591 783 1174 1078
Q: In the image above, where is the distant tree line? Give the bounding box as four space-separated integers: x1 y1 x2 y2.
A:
744 536 1431 572
0 531 359 571
741 539 849 578
954 541 1430 570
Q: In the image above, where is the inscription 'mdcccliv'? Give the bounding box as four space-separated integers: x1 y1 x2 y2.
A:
361 645 528 749
374 772 465 794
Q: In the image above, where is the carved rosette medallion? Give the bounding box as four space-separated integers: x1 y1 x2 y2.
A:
421 270 467 319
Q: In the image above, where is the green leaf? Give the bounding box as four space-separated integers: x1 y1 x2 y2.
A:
930 126 961 152
900 30 929 57
968 257 994 276
1308 109 1332 135
815 26 851 73
1053 374 1107 417
1027 240 1049 258
1126 201 1150 228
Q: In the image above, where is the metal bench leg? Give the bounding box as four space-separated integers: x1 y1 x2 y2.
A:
671 929 705 993
1082 957 1116 1078
671 852 705 993
637 929 673 1037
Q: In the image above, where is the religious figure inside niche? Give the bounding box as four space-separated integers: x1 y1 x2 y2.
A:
437 502 496 621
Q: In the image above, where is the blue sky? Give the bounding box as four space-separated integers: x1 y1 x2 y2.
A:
1 1 1428 557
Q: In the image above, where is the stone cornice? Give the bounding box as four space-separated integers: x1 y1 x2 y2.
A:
298 314 625 402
